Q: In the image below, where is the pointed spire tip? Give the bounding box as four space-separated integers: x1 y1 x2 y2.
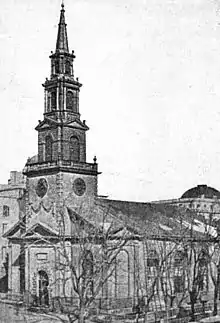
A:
56 0 69 53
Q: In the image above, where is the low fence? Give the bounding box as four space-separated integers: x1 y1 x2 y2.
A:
1 291 24 303
0 292 217 323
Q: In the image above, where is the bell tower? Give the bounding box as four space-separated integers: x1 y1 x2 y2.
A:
44 3 80 122
16 2 99 302
34 3 89 164
23 3 99 202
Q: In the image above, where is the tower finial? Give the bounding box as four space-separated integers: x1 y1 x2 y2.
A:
61 0 64 9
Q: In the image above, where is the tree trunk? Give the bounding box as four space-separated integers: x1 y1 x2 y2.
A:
190 292 196 322
170 295 175 308
213 285 218 316
78 313 85 323
78 307 85 323
213 265 220 316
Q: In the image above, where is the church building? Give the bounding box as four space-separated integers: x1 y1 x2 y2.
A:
0 3 219 312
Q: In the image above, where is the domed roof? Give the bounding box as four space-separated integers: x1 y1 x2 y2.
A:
181 185 220 199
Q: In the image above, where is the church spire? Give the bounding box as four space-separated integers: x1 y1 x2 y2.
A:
56 2 69 53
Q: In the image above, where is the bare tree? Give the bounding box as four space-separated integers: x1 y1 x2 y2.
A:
183 240 209 321
50 205 132 323
160 245 188 311
191 207 220 317
208 242 220 316
206 215 220 316
132 237 186 323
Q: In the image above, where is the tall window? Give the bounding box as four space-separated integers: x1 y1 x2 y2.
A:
51 91 56 110
55 60 59 74
82 250 94 297
3 205 9 217
70 136 80 162
66 91 73 110
198 249 208 291
2 246 6 261
116 250 130 298
65 61 71 75
66 90 78 113
73 91 78 112
45 136 53 162
2 246 7 260
2 223 8 234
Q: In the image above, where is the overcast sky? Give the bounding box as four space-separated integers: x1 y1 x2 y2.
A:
1 0 220 202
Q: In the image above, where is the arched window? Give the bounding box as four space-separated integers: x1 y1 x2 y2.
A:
45 136 53 162
38 270 49 306
55 61 59 74
82 250 94 297
66 91 73 110
51 91 56 110
66 90 78 113
70 136 80 162
198 249 208 291
3 205 9 217
65 61 71 75
116 250 130 298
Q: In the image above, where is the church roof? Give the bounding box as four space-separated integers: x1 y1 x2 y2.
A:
181 185 220 199
95 198 207 240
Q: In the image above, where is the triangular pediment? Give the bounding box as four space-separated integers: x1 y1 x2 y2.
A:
66 119 89 130
22 222 59 238
35 118 58 130
3 219 25 238
35 117 89 131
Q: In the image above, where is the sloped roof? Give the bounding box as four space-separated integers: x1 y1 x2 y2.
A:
3 219 25 238
95 197 207 240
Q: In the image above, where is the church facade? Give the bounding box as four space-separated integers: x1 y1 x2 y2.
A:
0 3 219 314
3 3 99 301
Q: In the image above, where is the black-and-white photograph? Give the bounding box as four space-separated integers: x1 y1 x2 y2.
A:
1 0 220 322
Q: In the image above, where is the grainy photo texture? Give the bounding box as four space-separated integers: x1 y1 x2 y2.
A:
1 1 220 323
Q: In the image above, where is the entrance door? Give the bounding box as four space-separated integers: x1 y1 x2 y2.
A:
38 270 49 306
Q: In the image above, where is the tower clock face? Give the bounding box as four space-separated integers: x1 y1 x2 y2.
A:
36 178 48 198
73 178 86 196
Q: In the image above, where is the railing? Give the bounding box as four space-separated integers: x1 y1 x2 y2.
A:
0 292 215 323
24 159 98 173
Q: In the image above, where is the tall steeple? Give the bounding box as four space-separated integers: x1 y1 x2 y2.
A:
56 3 69 53
42 2 81 121
28 2 96 168
23 2 99 227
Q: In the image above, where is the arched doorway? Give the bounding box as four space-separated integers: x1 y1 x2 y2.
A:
38 270 49 306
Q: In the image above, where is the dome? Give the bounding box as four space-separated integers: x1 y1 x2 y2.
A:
181 185 220 199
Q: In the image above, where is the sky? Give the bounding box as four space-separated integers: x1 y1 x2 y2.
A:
1 0 220 202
